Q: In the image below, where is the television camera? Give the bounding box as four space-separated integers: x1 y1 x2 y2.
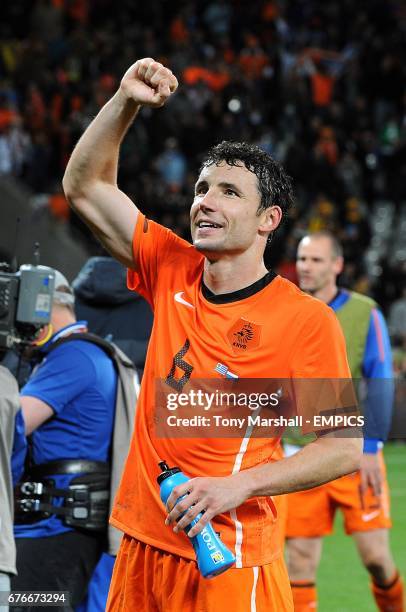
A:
0 262 56 350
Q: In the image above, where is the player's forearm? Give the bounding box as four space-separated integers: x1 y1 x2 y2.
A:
239 436 362 498
63 89 140 197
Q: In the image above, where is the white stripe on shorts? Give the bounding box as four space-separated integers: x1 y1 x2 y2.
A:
251 566 259 612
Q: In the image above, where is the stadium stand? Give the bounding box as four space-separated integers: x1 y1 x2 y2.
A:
1 1 405 318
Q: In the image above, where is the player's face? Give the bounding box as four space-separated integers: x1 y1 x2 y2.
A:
190 162 266 257
296 236 341 294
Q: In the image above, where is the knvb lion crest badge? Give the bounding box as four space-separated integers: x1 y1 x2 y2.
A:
227 319 261 353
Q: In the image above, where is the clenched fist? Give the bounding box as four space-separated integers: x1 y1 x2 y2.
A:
120 58 178 108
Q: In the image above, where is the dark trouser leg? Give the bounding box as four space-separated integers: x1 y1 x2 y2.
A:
11 530 103 612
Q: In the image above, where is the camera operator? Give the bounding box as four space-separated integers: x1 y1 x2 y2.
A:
11 271 118 612
0 365 26 612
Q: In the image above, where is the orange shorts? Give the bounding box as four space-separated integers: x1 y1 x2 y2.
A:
106 535 293 612
286 453 391 537
274 493 288 548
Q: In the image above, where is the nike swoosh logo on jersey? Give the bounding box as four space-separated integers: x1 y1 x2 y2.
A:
361 510 380 522
174 291 195 309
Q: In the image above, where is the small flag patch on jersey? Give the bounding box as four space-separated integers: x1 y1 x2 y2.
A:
215 363 239 379
215 363 228 375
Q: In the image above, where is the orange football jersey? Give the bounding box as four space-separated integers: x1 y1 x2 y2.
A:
110 214 351 567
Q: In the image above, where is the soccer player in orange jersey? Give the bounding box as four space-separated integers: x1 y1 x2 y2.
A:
63 58 362 611
286 232 404 612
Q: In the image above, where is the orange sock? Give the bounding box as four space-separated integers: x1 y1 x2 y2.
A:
371 571 404 612
290 581 317 611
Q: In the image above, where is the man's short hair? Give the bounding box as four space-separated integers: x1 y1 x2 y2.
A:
53 270 75 313
200 141 295 221
303 231 344 259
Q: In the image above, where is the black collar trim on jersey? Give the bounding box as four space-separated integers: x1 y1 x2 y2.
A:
201 270 277 304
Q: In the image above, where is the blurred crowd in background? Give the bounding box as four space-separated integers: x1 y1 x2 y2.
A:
1 0 405 367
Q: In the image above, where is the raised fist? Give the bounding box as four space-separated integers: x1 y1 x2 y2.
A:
120 58 178 108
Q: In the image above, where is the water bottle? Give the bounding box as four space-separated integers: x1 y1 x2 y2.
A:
157 461 235 578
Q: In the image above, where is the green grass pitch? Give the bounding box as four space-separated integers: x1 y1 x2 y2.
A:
317 443 406 611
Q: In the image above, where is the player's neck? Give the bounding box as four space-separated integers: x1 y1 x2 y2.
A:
203 257 269 295
311 283 338 305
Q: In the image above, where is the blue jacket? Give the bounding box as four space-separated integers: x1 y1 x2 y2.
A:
15 321 117 538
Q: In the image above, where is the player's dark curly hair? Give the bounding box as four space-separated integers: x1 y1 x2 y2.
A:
200 141 295 221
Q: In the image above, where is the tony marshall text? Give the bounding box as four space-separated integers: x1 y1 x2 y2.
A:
166 415 364 428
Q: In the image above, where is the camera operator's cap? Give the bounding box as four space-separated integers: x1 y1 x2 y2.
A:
53 269 75 306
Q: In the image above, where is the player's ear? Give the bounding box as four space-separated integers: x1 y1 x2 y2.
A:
334 256 344 275
258 205 282 234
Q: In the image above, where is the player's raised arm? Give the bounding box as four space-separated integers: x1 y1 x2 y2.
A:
62 58 178 267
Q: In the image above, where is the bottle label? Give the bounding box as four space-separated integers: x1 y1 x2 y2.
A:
211 551 225 564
